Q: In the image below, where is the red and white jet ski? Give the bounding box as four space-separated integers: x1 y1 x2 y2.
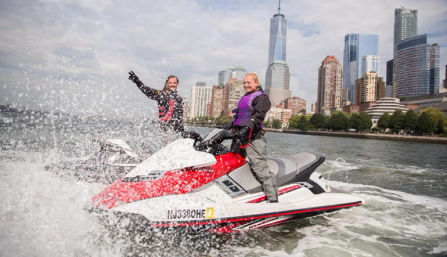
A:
90 130 363 233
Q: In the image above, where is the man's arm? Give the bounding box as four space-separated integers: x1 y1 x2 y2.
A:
128 71 161 101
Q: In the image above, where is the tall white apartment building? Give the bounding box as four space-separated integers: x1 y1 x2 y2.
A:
189 82 213 118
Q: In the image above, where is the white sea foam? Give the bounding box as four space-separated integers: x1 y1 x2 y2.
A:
0 154 120 257
329 180 447 210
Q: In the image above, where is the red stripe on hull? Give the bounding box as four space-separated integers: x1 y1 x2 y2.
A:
92 152 246 209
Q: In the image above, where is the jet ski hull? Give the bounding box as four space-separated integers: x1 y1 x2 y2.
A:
89 138 364 233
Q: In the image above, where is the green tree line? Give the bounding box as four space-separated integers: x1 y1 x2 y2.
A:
288 107 446 136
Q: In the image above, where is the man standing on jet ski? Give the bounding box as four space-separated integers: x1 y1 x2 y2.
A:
128 71 184 134
197 73 278 203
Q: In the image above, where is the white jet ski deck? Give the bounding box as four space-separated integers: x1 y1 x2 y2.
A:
90 131 363 233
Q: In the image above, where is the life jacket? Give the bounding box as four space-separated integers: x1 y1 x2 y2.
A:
157 91 184 132
232 90 265 128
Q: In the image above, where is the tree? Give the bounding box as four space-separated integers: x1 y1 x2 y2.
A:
215 115 232 125
288 115 301 129
421 107 445 125
377 113 390 132
436 119 445 134
417 112 434 135
349 113 362 131
272 119 282 129
403 109 418 134
359 112 373 131
327 112 349 131
263 120 270 128
310 112 327 129
389 110 405 133
296 116 310 131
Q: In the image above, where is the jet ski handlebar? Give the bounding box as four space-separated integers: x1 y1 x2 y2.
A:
193 129 236 151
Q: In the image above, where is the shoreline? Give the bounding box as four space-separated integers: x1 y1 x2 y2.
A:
272 129 447 145
189 124 447 145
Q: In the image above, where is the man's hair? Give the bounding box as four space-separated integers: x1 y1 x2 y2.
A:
245 72 260 84
164 75 179 90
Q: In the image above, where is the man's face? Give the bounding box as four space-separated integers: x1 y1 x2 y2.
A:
167 77 178 91
243 75 258 93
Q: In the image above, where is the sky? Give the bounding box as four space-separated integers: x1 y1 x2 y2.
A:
1 0 446 119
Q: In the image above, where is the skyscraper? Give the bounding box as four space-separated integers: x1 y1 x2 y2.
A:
267 1 287 65
394 7 418 46
391 7 418 97
265 1 291 107
218 66 247 86
394 34 440 98
317 56 343 114
343 33 379 103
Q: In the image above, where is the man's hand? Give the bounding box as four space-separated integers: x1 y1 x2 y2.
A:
128 71 143 86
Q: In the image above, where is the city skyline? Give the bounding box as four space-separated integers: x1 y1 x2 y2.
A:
0 0 446 118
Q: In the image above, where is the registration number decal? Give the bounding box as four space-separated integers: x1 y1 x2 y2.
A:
167 207 215 220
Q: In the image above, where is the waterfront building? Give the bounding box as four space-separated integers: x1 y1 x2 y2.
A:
343 33 379 103
400 93 447 116
317 55 343 115
394 34 440 98
277 96 307 116
355 71 385 104
218 66 247 86
210 85 225 117
223 77 245 116
266 107 292 128
343 104 360 114
365 97 408 127
265 1 291 107
362 55 380 75
189 82 213 118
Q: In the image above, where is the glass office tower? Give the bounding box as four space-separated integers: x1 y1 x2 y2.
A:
267 6 287 65
394 34 440 97
343 33 379 103
394 8 418 46
265 2 291 107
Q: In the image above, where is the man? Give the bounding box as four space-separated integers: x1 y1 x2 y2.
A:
198 73 278 202
128 71 184 134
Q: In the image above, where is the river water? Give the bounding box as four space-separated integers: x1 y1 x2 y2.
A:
1 107 446 257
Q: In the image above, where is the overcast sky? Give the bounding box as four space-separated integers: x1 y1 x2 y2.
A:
1 0 446 119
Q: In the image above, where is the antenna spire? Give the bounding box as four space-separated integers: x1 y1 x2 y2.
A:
278 0 281 14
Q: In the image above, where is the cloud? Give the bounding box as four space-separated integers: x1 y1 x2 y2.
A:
0 0 446 117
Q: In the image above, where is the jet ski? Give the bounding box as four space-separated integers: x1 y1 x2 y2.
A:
89 130 363 233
